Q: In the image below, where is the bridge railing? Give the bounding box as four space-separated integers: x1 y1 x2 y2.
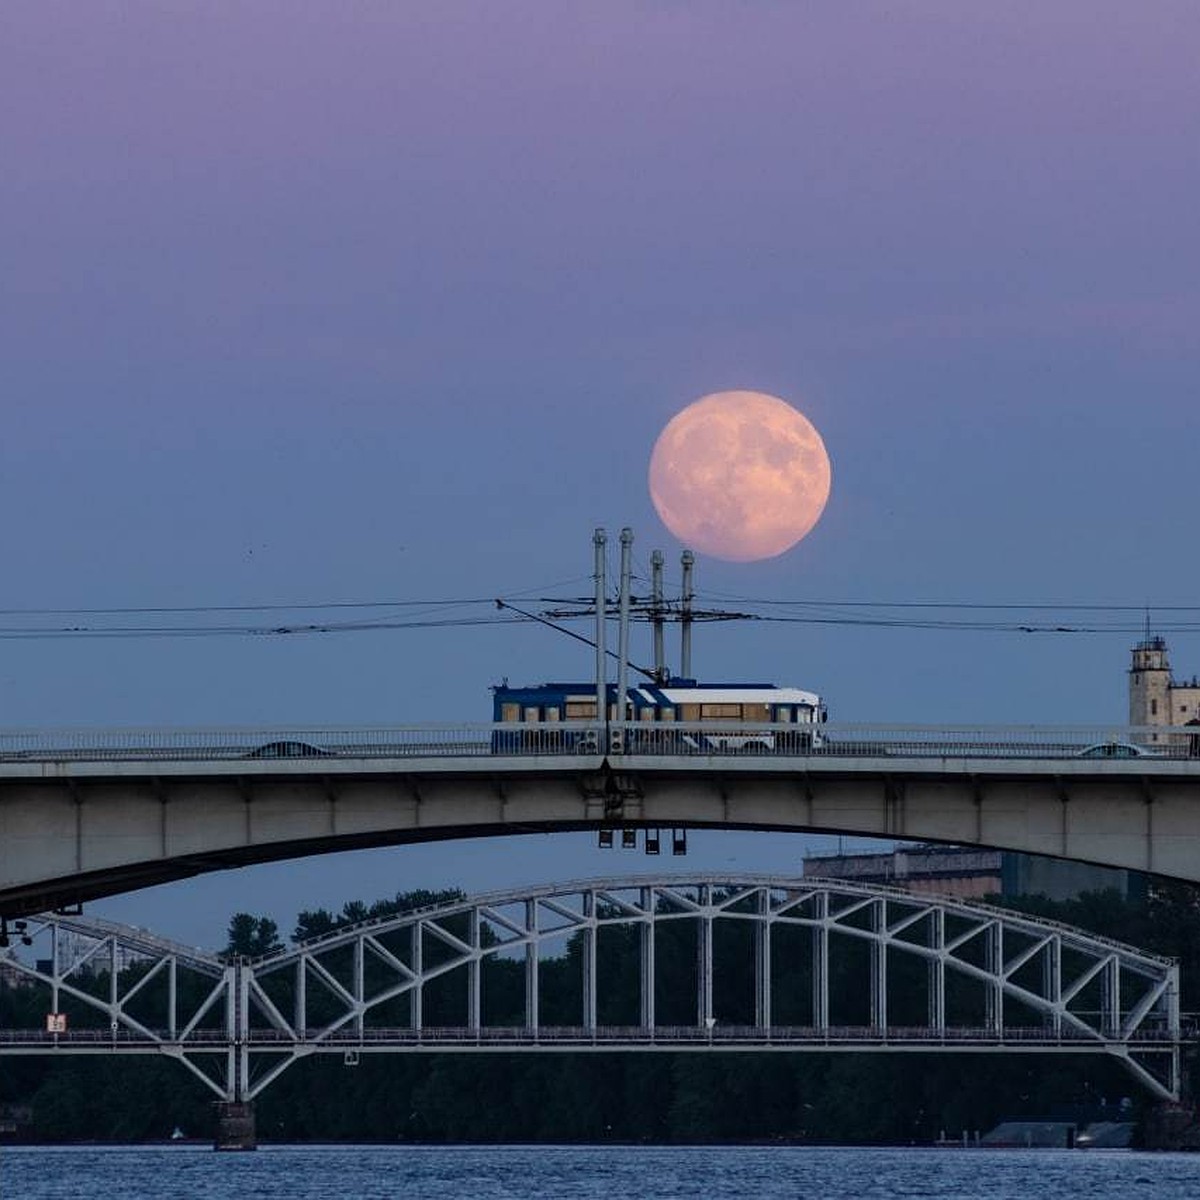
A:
0 1024 1181 1047
0 722 1195 763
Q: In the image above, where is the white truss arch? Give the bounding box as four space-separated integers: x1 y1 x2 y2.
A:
0 876 1183 1102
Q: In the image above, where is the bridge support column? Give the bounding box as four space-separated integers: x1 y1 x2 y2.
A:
214 1101 256 1151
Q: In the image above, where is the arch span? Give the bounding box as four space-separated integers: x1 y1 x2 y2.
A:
0 875 1182 1103
4 738 1200 915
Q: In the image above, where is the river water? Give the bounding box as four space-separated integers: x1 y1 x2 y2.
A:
1 1144 1197 1199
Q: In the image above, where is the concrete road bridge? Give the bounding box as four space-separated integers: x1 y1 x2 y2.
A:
0 875 1183 1148
2 722 1200 917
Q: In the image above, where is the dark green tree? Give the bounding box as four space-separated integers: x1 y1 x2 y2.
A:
221 913 284 960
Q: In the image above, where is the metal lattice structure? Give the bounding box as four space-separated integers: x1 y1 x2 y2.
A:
0 877 1183 1101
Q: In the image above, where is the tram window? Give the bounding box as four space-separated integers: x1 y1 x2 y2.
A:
681 704 700 722
658 707 675 722
639 708 654 721
701 703 741 720
566 701 597 718
523 707 541 722
742 703 770 722
501 703 521 723
544 707 561 722
773 706 793 723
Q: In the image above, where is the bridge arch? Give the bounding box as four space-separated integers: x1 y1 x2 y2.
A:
0 875 1182 1103
5 727 1200 915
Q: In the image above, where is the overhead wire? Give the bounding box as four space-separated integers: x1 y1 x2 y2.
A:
0 580 1193 640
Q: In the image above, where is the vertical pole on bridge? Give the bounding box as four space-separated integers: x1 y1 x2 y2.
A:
640 887 655 1031
869 899 887 1035
594 529 607 744
410 923 423 1033
812 891 829 1033
353 937 365 1038
680 550 695 679
582 891 597 1033
109 937 118 1019
985 922 1003 1036
651 550 665 681
50 923 60 1016
697 884 713 1032
754 888 771 1031
928 908 945 1036
614 528 633 754
525 899 539 1035
168 958 178 1040
1044 936 1061 1038
467 909 481 1035
295 956 306 1038
1101 957 1120 1039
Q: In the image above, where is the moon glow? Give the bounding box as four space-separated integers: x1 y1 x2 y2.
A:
648 390 832 562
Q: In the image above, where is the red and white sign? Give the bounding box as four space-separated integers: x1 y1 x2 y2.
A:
45 1013 67 1034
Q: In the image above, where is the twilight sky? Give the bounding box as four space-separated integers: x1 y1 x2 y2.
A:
2 3 1199 946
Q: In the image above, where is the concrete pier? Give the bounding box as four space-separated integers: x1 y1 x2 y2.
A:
214 1101 256 1151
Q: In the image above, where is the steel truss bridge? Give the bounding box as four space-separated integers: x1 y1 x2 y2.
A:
0 876 1183 1104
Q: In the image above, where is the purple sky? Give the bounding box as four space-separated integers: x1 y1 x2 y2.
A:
2 4 1198 944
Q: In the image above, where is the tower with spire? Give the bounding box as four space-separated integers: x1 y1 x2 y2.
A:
1129 635 1200 742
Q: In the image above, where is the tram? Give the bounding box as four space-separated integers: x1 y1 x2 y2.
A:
491 679 827 755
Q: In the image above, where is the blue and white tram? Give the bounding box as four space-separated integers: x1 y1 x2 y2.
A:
491 679 827 754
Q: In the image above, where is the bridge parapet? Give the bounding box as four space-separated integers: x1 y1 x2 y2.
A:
0 722 1197 766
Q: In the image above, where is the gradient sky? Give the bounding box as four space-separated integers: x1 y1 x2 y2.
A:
3 3 1199 946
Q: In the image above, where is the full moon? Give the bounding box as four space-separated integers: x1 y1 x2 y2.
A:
648 390 832 562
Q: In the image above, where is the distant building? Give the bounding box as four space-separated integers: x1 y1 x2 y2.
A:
1129 636 1200 745
801 639 1197 901
0 956 31 988
802 844 1143 903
